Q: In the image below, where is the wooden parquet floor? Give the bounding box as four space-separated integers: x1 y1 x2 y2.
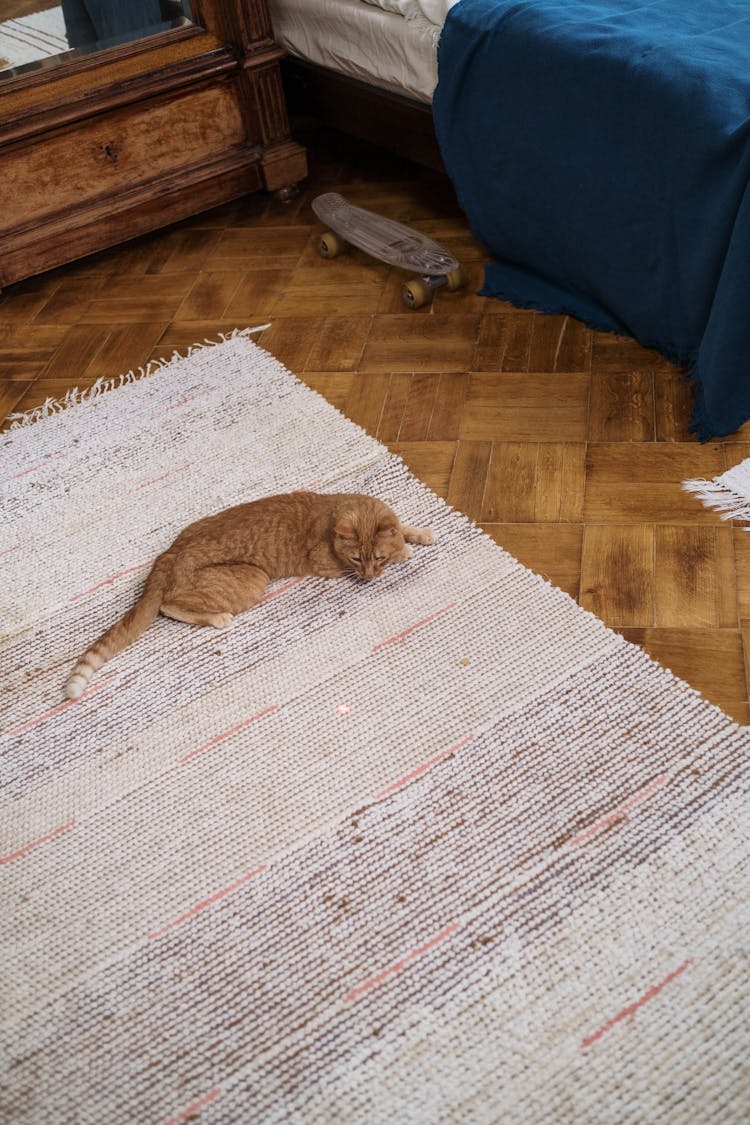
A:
3 128 750 723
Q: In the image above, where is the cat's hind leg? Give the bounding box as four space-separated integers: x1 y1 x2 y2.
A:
401 524 434 546
161 564 270 628
161 605 234 629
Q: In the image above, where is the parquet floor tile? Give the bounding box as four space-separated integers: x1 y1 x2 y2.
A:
0 325 68 380
460 372 590 442
580 523 738 631
358 314 481 373
580 525 656 627
653 368 695 442
2 127 747 722
209 226 312 267
584 443 727 523
528 314 593 372
388 441 456 497
723 442 750 469
154 229 224 275
374 372 414 442
272 276 385 318
426 373 468 440
298 372 355 412
617 627 747 725
474 313 527 372
481 523 583 600
654 525 736 628
30 280 106 325
446 441 492 522
0 380 34 422
732 531 750 624
590 332 676 374
482 442 585 523
0 277 61 326
35 325 110 380
85 324 169 378
305 316 373 372
172 273 246 322
343 372 391 435
223 271 296 320
588 371 655 441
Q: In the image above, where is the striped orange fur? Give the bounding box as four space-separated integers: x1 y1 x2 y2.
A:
64 492 433 699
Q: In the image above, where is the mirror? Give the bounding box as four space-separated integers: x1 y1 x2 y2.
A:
0 0 193 78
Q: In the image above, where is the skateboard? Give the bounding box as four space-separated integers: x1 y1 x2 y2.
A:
311 192 466 309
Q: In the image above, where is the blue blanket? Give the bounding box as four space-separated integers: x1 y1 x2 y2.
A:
433 0 750 440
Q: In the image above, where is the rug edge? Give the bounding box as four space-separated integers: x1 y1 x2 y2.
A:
4 325 271 432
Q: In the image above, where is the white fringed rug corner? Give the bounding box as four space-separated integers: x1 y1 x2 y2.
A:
684 458 750 527
2 330 749 1123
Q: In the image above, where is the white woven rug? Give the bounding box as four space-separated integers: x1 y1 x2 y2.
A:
685 459 750 526
2 331 749 1123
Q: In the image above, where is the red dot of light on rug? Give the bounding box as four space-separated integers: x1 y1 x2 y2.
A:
336 704 351 716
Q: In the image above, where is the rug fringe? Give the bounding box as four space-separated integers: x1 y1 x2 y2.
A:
6 325 271 431
682 477 750 527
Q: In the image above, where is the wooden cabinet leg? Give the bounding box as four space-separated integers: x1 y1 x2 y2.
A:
273 184 300 203
237 64 308 193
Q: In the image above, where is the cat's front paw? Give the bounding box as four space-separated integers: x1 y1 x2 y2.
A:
211 612 234 629
403 525 434 546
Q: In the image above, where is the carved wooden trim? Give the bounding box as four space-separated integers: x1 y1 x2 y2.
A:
244 62 290 146
0 22 204 92
1 48 236 142
191 0 274 53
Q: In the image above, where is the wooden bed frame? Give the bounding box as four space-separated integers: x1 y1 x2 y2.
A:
281 56 445 173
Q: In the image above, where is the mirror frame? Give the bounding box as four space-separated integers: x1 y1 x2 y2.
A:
0 0 307 288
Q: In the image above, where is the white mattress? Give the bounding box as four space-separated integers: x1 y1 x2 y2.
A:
267 0 441 104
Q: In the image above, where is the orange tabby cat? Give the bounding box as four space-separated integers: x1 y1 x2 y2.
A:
64 491 434 699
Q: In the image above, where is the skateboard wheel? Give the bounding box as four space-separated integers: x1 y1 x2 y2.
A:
445 266 467 292
319 231 346 258
403 278 431 309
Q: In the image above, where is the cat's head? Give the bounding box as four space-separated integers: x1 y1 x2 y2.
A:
333 502 408 581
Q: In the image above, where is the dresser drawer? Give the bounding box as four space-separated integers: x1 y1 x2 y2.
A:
4 81 247 233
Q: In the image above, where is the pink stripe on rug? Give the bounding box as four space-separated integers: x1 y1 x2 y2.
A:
344 921 461 1004
148 868 266 941
162 1088 221 1125
178 706 279 764
8 679 115 736
70 564 151 602
0 820 76 865
568 775 670 848
372 602 456 653
581 960 693 1048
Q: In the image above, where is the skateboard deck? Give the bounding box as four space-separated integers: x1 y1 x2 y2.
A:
312 192 465 307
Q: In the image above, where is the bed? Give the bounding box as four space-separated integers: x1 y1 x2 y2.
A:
269 0 750 441
270 0 447 167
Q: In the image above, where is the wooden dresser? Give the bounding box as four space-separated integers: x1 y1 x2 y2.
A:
0 0 307 289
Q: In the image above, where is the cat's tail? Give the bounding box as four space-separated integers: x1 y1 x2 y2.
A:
64 554 173 700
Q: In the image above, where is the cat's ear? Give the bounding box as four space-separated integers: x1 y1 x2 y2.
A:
335 517 357 541
377 521 399 538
